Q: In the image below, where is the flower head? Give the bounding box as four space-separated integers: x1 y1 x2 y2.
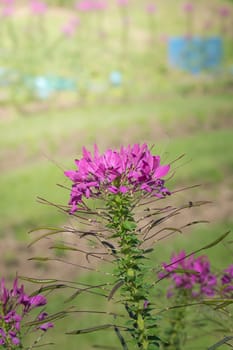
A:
75 0 93 12
65 144 170 212
62 17 80 37
0 278 52 347
221 264 233 296
219 6 230 17
159 251 217 298
117 0 129 7
146 3 156 14
1 0 14 17
30 0 47 15
182 2 193 13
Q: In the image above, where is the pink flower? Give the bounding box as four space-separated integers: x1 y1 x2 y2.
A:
38 312 54 332
182 2 193 13
65 144 170 212
221 264 233 296
30 0 47 15
219 6 230 17
62 17 80 37
146 3 156 14
159 251 217 298
1 5 14 16
0 278 53 347
93 0 107 10
75 0 93 12
117 0 129 7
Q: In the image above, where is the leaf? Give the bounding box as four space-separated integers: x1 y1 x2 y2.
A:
208 336 233 350
137 314 144 331
108 281 124 301
122 221 137 231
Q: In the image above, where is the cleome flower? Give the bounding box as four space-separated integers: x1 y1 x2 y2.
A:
0 278 53 347
64 144 170 212
221 264 233 296
159 251 217 298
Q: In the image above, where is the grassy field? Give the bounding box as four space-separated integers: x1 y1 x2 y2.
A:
0 0 233 349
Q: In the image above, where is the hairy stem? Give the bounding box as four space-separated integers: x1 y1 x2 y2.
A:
107 193 159 350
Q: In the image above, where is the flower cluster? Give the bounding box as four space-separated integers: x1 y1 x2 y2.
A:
62 17 80 37
65 144 170 212
159 251 217 298
182 2 194 13
30 0 47 15
221 265 233 296
75 0 106 12
0 278 53 347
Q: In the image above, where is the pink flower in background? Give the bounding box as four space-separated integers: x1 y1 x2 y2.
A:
93 0 107 11
1 0 14 16
159 251 217 298
221 264 233 296
182 2 193 13
117 0 129 7
1 0 14 4
62 17 80 37
0 278 53 347
75 0 93 12
146 3 156 14
30 0 47 15
65 144 170 212
219 6 230 17
1 5 14 16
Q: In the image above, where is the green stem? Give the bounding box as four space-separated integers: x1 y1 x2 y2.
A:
162 291 187 350
106 193 159 350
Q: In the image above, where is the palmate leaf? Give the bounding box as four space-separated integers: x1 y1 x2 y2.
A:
208 336 233 350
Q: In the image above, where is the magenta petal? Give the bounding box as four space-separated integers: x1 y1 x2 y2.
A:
154 164 170 178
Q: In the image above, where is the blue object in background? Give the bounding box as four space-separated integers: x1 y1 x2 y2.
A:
25 75 77 99
168 36 223 74
109 71 122 86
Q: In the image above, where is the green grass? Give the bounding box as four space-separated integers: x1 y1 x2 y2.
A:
1 124 232 239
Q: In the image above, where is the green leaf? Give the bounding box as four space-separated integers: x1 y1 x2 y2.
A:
122 221 137 231
137 314 144 331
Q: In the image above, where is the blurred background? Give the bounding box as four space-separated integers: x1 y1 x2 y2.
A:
0 0 233 348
